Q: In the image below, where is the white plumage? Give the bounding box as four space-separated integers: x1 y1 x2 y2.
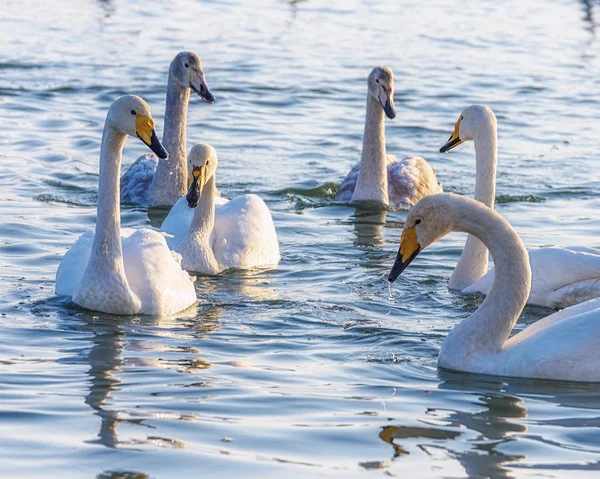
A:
56 229 197 316
56 95 196 316
389 194 600 383
441 105 600 309
161 144 280 274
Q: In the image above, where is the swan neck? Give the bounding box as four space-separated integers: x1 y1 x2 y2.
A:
445 203 530 354
150 78 190 205
91 122 127 266
448 125 498 290
473 127 497 208
190 174 216 239
352 96 388 204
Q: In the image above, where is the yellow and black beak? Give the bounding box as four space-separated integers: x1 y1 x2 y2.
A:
136 115 168 159
439 117 464 153
186 164 206 208
388 226 421 283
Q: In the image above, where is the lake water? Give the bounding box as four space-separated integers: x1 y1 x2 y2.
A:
1 0 600 477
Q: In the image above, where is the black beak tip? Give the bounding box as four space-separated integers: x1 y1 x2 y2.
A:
147 130 168 159
383 103 396 120
202 90 215 104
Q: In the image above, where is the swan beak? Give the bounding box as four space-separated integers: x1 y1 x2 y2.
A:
379 88 396 119
136 115 168 159
190 73 215 104
439 117 464 153
388 226 421 282
186 165 206 208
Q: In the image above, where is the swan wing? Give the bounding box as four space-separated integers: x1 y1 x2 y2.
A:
55 231 95 297
160 196 195 250
498 306 600 381
213 194 280 270
122 228 196 316
336 162 361 202
464 247 600 308
120 153 158 206
387 155 443 208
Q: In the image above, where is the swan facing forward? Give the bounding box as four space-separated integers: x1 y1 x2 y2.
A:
388 193 600 382
337 66 441 208
161 144 280 274
440 105 600 309
120 52 215 207
56 95 197 316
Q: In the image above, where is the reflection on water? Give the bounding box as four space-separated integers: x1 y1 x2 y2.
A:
82 313 218 449
378 371 600 477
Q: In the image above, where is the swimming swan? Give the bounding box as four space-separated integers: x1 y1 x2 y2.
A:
440 105 600 309
120 52 215 207
337 66 441 208
55 95 197 316
161 144 280 274
388 193 600 382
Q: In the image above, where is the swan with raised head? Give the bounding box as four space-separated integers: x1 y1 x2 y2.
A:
120 52 215 207
336 66 441 208
440 105 600 309
55 95 197 316
388 193 600 382
161 144 280 274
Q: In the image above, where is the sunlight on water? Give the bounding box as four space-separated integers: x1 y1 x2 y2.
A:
1 0 600 477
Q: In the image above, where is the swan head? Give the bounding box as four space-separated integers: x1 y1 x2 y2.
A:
368 66 396 119
388 193 457 282
107 95 167 159
170 51 215 104
440 105 497 153
185 144 218 208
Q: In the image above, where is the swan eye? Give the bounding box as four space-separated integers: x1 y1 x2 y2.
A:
130 109 136 115
184 63 189 68
376 79 379 83
415 219 421 225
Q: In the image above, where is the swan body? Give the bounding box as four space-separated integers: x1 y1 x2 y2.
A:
440 105 600 309
120 52 215 207
336 66 441 208
463 246 600 309
56 95 197 316
388 193 600 382
161 144 280 274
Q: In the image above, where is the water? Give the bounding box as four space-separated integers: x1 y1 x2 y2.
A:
1 0 600 477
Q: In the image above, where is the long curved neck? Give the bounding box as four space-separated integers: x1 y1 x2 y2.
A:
150 77 190 206
443 201 530 358
91 123 127 268
449 127 498 290
184 174 220 273
352 96 389 204
191 174 216 238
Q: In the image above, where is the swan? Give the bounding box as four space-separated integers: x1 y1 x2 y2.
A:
55 95 197 316
440 105 600 309
388 193 600 382
120 52 215 207
336 66 442 208
161 144 280 274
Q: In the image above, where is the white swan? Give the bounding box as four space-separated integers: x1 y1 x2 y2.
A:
337 66 442 208
388 193 600 382
120 52 214 207
55 95 197 316
161 144 280 274
440 105 600 309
